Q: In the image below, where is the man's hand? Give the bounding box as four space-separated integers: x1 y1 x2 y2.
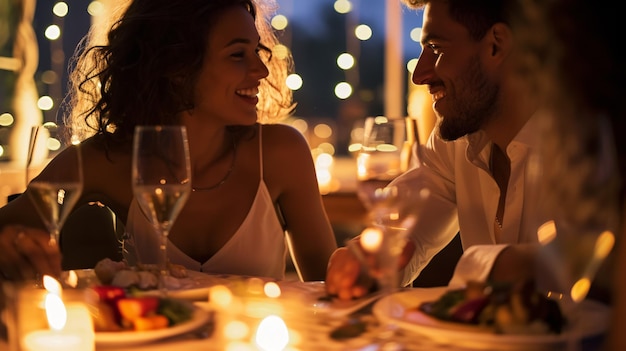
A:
325 240 416 300
0 225 62 281
325 246 375 300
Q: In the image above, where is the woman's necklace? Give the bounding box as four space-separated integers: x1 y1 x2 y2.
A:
192 133 237 192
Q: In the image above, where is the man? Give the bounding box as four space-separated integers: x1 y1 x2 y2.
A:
326 0 544 300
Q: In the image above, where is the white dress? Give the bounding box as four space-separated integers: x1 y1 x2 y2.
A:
124 125 287 280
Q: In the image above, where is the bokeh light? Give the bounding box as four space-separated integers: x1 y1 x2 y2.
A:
355 24 372 40
334 82 352 99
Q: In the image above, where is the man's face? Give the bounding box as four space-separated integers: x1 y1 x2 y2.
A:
411 2 499 141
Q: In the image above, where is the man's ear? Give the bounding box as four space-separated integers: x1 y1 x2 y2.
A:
487 23 513 60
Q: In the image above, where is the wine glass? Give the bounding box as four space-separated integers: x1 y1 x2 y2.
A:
355 116 412 210
132 125 191 292
530 115 619 350
346 182 429 346
26 124 83 248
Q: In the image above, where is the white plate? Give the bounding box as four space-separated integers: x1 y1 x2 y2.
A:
285 280 386 317
70 269 239 300
95 306 212 346
372 287 610 349
136 270 237 300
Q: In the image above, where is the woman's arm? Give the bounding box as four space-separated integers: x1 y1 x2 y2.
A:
264 124 337 281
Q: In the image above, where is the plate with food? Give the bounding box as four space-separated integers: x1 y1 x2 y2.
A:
372 283 610 349
90 285 213 346
85 258 242 300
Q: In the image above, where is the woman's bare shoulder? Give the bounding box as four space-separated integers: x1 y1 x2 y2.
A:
80 136 132 164
260 123 315 179
260 123 309 149
78 136 133 209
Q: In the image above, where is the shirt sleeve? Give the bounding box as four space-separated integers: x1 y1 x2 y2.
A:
392 132 462 287
447 244 509 289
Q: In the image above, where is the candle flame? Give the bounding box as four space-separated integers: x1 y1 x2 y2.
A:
255 315 289 351
45 293 67 331
43 275 62 295
66 270 78 288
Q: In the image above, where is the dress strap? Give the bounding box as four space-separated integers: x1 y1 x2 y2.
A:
258 124 264 180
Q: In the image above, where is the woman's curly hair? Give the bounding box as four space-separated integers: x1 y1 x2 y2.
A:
62 0 294 144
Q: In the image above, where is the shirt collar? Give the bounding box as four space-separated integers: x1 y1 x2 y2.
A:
464 112 540 163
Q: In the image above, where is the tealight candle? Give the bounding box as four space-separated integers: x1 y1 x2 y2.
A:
23 329 89 351
21 290 95 351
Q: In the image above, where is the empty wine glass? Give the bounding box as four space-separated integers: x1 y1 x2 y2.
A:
346 182 429 347
132 125 191 292
355 116 411 210
531 115 620 350
26 123 83 248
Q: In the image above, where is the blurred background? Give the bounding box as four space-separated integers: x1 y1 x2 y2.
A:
0 0 436 201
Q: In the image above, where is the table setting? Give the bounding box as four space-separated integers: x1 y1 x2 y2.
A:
0 121 612 351
0 261 610 351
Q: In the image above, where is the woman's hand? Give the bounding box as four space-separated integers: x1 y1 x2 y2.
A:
0 225 62 281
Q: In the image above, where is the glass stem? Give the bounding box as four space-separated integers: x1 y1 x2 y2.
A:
50 229 61 247
158 229 169 296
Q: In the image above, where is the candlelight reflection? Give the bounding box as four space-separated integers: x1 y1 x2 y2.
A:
255 315 289 351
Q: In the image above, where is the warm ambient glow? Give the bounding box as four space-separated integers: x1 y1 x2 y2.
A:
45 25 61 40
87 1 105 17
37 96 54 111
537 220 557 244
45 293 68 330
333 0 352 14
407 58 418 73
272 44 289 60
337 53 355 70
360 227 383 253
43 275 63 295
0 113 14 126
52 2 69 17
271 15 288 30
594 230 615 259
409 27 422 43
355 24 372 40
334 82 352 99
285 74 302 90
263 282 281 298
210 285 233 307
255 315 289 351
66 270 78 288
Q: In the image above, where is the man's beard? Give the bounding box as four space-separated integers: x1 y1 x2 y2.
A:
437 56 499 141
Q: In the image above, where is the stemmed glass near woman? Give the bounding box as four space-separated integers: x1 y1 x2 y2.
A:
132 125 192 292
26 124 83 249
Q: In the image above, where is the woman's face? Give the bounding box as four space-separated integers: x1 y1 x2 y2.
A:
191 5 269 126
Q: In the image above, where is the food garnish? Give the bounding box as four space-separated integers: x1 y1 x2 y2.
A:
412 280 566 335
94 258 188 290
89 285 194 332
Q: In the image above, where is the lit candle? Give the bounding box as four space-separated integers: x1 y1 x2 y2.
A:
22 281 95 351
255 315 289 350
315 152 335 194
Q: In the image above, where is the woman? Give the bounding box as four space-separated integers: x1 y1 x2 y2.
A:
0 0 337 282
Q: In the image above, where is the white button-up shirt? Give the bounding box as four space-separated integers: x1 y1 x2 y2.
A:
393 114 549 286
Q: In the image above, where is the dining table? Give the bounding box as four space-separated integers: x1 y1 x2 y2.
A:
0 269 609 351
